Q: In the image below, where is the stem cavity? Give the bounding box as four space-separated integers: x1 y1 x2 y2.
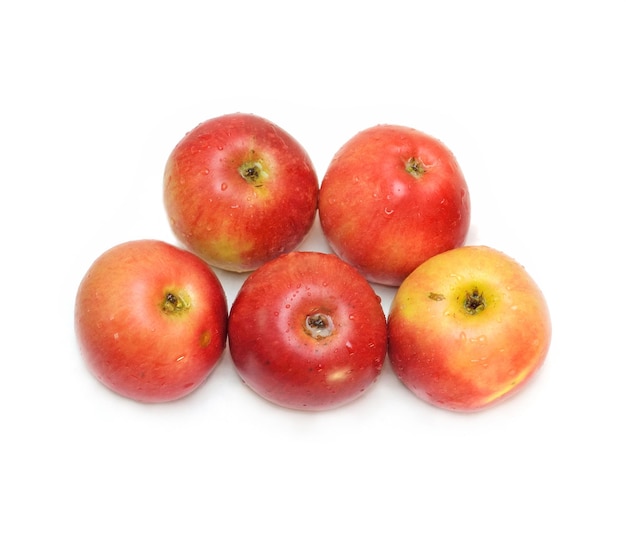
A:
304 313 334 340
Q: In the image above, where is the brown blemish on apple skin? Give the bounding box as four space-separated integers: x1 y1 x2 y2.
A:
429 292 445 301
199 331 212 347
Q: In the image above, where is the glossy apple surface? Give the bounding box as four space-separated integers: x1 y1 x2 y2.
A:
387 245 551 412
74 240 228 403
163 113 319 272
319 124 470 286
228 251 388 411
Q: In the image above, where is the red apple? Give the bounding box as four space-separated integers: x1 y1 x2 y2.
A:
74 240 228 403
387 245 551 412
319 124 470 286
163 113 319 272
228 251 388 411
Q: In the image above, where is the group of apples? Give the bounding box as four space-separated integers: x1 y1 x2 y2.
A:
75 113 551 413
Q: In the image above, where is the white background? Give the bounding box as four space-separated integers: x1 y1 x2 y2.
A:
2 1 624 539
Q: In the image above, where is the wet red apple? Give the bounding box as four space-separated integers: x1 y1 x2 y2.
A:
163 112 319 272
228 251 388 411
319 124 470 286
74 240 228 403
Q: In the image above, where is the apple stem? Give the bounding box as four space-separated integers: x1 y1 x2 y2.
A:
464 289 486 315
304 313 334 340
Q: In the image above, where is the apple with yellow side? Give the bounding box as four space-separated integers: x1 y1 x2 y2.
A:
387 245 551 412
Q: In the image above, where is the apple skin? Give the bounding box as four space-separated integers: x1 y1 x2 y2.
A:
228 251 388 411
387 245 551 412
74 240 228 403
163 113 319 273
319 124 470 286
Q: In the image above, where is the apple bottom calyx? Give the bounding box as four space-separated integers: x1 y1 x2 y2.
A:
237 156 269 187
303 312 334 340
161 290 191 314
464 288 486 315
405 156 430 178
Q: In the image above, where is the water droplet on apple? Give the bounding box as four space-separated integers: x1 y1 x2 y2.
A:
393 180 406 195
285 304 291 309
202 168 209 175
348 313 356 320
217 145 224 150
384 207 394 215
221 182 228 191
345 341 355 355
